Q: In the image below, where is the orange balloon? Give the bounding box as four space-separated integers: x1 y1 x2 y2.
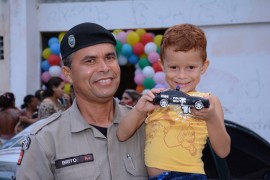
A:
136 85 144 93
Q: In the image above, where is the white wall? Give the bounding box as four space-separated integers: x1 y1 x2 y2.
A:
1 0 270 141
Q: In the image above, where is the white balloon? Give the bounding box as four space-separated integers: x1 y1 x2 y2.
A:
118 54 128 66
144 42 157 54
49 65 61 77
142 66 155 78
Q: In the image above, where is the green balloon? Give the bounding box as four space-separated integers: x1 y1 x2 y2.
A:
115 40 122 54
157 47 160 54
138 58 150 69
143 77 155 89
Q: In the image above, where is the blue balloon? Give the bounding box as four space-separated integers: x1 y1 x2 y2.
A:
50 43 60 55
121 44 132 57
48 37 59 47
128 54 139 64
41 60 50 71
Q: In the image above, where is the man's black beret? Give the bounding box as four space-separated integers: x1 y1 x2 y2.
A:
60 22 116 59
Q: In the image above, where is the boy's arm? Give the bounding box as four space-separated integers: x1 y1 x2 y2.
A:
117 88 164 141
191 95 231 158
117 107 147 141
206 95 231 158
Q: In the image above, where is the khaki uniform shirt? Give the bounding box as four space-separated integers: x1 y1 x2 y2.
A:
16 99 147 180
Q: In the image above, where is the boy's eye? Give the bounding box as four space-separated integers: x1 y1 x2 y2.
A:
188 66 196 70
170 66 177 69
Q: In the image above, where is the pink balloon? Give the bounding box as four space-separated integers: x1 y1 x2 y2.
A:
153 72 166 84
41 71 51 83
134 73 145 85
116 31 127 44
148 51 160 64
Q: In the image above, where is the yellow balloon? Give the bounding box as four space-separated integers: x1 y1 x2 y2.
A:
58 32 66 43
127 31 140 46
42 48 51 59
64 83 71 94
140 53 147 59
113 29 122 35
136 29 146 37
154 35 163 47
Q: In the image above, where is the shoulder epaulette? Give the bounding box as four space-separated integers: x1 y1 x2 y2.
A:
31 111 62 135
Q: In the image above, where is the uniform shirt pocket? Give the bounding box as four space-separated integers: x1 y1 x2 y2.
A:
123 154 148 177
55 162 100 180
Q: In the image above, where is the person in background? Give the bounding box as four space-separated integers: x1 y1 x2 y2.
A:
0 92 21 145
38 77 71 119
117 24 231 179
120 89 142 106
16 22 147 179
15 94 40 133
35 89 44 102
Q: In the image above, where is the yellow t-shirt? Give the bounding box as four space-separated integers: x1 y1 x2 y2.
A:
145 91 209 174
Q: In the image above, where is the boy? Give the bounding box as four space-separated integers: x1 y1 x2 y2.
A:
117 24 231 179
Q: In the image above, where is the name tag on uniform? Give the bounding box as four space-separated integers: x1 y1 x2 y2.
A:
55 154 94 169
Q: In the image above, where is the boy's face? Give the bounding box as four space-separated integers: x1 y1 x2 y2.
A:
161 47 209 93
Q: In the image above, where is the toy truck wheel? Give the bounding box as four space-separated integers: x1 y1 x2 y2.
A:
194 101 204 110
160 99 169 107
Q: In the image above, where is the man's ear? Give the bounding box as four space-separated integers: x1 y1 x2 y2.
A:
201 59 210 75
61 66 73 83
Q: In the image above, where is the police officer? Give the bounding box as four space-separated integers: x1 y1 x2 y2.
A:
16 22 147 180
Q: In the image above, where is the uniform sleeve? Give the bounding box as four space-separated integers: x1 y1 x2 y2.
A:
16 134 54 180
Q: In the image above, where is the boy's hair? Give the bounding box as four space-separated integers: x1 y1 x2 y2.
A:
160 24 207 63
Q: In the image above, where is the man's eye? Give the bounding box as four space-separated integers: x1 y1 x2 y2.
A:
107 55 116 61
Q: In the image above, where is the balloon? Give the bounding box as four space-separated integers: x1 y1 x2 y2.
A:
48 37 59 47
148 51 160 64
41 71 51 83
118 54 128 66
140 33 154 45
142 89 150 94
153 72 166 84
113 29 122 35
144 42 157 54
121 44 132 57
42 48 51 59
154 83 167 88
138 58 151 69
128 54 139 64
41 60 50 71
134 73 145 85
136 85 144 93
49 65 62 77
133 42 145 56
115 40 123 55
154 34 163 47
143 77 155 89
152 61 163 72
136 29 146 37
50 43 60 55
48 54 61 66
116 31 127 44
127 31 140 46
142 66 155 78
64 83 71 94
135 68 142 75
58 32 66 43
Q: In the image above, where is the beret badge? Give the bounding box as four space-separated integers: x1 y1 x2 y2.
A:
68 35 76 48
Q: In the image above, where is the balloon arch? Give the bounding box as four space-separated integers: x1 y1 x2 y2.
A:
41 29 168 95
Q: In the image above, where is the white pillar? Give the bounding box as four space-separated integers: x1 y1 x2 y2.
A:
10 0 40 107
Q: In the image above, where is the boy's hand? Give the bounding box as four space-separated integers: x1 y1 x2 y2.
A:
134 88 165 113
